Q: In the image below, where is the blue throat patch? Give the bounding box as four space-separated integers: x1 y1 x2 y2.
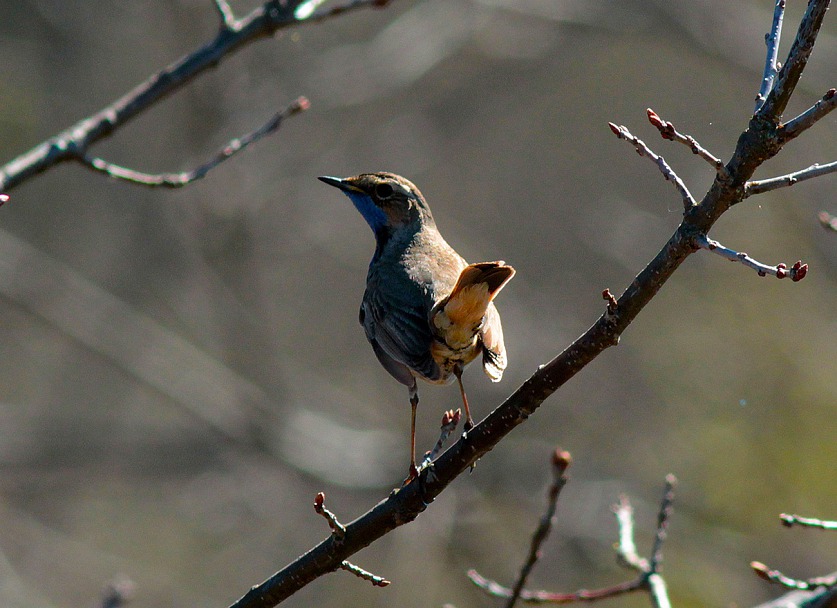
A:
344 191 388 234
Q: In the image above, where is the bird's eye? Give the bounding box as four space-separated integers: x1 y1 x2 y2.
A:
375 183 394 198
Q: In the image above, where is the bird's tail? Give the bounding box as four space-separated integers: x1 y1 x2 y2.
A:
432 261 515 350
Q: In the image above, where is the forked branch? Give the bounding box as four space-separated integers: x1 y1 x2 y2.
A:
224 3 832 605
0 0 392 193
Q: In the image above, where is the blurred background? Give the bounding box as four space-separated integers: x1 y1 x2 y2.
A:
0 1 834 606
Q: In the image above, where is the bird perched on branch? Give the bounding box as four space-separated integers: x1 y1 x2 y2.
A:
319 172 514 481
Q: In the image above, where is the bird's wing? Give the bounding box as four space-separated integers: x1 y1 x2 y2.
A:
480 302 507 382
361 285 443 383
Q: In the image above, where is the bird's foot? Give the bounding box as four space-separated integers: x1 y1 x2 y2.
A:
402 462 420 486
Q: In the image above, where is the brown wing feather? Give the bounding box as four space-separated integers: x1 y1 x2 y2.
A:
480 303 507 382
448 261 515 302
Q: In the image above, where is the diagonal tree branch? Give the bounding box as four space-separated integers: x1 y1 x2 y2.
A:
222 3 832 605
0 0 393 193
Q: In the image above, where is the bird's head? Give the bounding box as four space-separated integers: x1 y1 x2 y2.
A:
318 172 435 238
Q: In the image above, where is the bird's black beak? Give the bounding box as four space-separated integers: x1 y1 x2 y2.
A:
318 176 362 194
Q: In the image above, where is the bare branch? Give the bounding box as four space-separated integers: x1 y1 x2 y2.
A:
0 0 394 192
752 562 837 591
338 561 390 588
213 0 236 29
307 0 393 21
646 108 727 176
649 475 677 574
753 586 837 608
78 98 309 188
745 160 837 197
502 450 572 608
468 569 644 604
781 514 837 531
755 0 786 112
293 0 329 20
757 0 831 121
819 211 837 232
780 89 837 142
647 574 672 608
614 495 648 572
221 6 829 604
608 122 696 210
99 576 136 608
695 234 808 281
469 477 675 607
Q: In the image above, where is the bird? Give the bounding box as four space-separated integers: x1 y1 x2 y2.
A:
319 172 514 481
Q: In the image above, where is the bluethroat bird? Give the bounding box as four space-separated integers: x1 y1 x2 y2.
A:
318 172 514 480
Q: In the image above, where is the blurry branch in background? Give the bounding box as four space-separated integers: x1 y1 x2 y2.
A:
98 576 135 608
817 211 837 232
466 449 571 608
751 512 836 602
222 2 835 605
781 515 837 531
469 473 676 608
0 0 392 193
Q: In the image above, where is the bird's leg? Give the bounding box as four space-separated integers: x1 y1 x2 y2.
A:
407 384 420 482
453 364 474 431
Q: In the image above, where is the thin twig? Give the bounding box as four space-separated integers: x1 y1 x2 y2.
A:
818 211 837 232
757 0 830 120
695 234 808 281
213 0 236 29
313 492 346 540
307 0 393 21
646 108 727 176
751 562 837 591
99 576 136 608
608 122 696 210
78 97 309 188
756 0 786 112
614 495 648 572
504 450 572 608
745 160 837 197
468 570 645 604
647 573 672 608
780 89 837 142
339 561 390 587
649 475 677 574
781 514 837 530
293 0 329 20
